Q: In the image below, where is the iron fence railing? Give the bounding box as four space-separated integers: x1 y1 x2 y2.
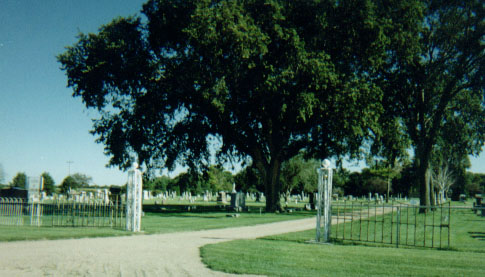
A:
0 197 125 229
331 201 453 249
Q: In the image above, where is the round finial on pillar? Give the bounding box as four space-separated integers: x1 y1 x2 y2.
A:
322 159 331 169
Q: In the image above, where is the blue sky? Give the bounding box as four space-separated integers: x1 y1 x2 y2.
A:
1 0 484 187
0 0 146 186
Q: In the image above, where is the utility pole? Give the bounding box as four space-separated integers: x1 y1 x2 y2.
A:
67 161 73 176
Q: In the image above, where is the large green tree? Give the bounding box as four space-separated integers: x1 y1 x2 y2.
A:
10 172 27 189
234 165 264 193
59 0 419 211
280 154 319 197
205 166 234 192
41 172 56 196
381 0 485 210
60 176 77 194
60 173 92 193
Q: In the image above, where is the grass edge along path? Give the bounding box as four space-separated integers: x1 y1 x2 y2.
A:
201 207 485 276
201 239 485 277
0 210 314 242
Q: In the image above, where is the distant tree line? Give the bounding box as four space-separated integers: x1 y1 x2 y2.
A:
144 154 485 200
4 172 97 196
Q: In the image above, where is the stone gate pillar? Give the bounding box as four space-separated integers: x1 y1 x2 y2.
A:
316 159 333 242
126 162 143 232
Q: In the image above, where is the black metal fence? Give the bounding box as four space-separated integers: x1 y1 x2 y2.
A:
0 197 125 229
331 201 452 249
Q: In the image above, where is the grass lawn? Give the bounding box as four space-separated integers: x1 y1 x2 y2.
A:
0 209 314 242
201 205 485 276
201 239 485 276
141 210 313 234
269 205 485 252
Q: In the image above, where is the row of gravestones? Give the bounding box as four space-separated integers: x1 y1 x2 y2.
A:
1 189 119 204
147 190 268 204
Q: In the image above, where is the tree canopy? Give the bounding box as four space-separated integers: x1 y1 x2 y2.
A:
378 0 485 210
41 172 56 196
280 154 319 196
60 173 92 193
59 0 424 211
10 172 27 189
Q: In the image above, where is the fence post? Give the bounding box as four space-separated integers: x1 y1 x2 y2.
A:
343 200 346 240
396 206 400 248
126 162 143 232
448 201 451 247
30 200 34 226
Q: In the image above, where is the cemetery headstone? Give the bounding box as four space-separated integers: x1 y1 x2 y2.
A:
230 192 246 211
217 191 227 205
410 198 419 205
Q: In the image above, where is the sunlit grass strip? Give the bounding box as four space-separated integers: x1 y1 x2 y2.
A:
201 239 485 277
0 210 314 241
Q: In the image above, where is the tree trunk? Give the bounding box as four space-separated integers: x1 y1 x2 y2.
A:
309 192 315 209
428 168 436 210
264 158 282 212
416 142 433 213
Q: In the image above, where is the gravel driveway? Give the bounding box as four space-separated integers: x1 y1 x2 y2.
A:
0 217 315 276
0 207 391 276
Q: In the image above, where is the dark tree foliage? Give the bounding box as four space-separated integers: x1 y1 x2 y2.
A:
60 176 77 193
234 165 264 193
10 172 27 189
41 172 56 196
59 0 420 211
379 0 485 210
60 173 92 193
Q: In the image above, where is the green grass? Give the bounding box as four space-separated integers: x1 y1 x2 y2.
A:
0 210 314 241
140 210 313 234
201 205 485 276
269 206 485 252
201 239 485 276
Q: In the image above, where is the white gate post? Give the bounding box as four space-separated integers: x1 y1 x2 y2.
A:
126 162 143 232
316 159 333 242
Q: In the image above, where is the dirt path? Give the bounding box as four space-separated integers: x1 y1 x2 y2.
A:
0 208 391 276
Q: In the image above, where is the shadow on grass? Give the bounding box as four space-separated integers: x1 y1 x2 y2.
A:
469 232 485 240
